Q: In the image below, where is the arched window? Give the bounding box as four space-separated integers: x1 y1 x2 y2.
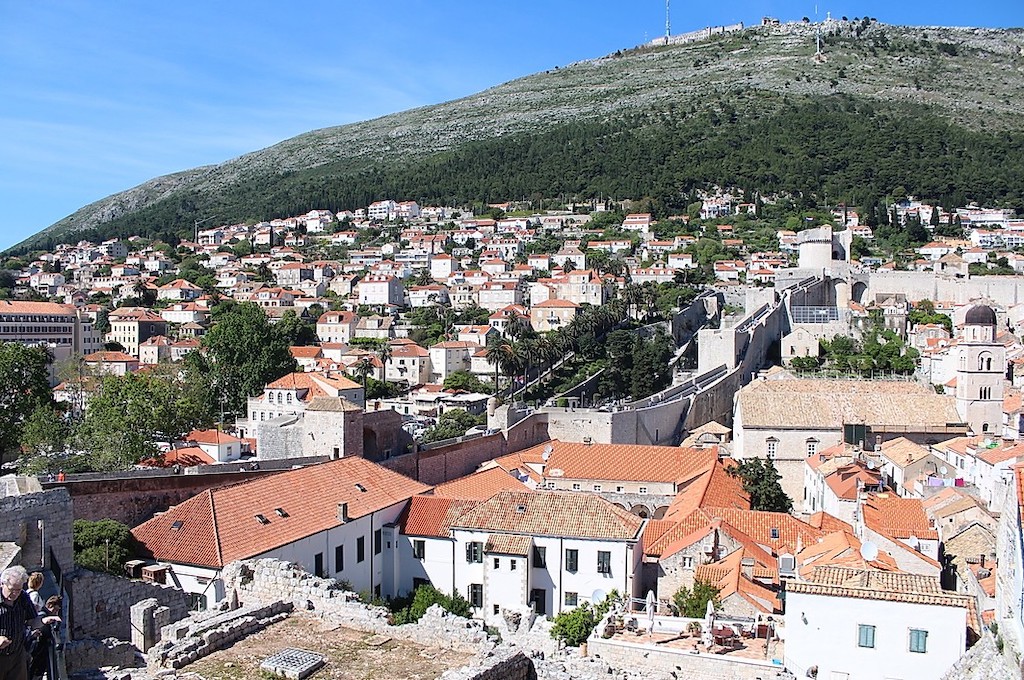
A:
286 393 292 404
982 423 989 433
985 358 992 371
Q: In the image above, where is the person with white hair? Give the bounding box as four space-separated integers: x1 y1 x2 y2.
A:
0 566 60 680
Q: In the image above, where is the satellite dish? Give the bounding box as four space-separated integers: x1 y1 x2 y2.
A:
866 460 875 470
907 535 920 550
592 589 607 604
860 540 879 562
542 444 553 462
940 466 948 476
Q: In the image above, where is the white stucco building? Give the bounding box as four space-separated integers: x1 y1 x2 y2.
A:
785 569 973 680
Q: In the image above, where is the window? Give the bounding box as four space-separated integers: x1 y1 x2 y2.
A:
510 559 516 570
357 537 365 563
533 546 546 568
770 528 780 539
335 545 344 572
466 541 483 563
806 439 818 457
493 604 500 615
638 486 648 494
565 549 579 573
374 529 382 555
766 438 778 459
909 629 928 653
412 540 425 560
493 558 500 569
572 483 581 491
468 583 483 608
857 624 876 648
564 592 578 607
680 556 694 569
593 484 602 492
616 486 625 493
597 551 612 574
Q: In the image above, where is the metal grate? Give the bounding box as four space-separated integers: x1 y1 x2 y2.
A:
260 648 326 680
790 305 841 324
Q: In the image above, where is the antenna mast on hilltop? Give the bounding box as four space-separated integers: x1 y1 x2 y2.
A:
665 0 671 43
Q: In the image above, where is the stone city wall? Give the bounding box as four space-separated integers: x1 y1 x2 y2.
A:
0 486 73 573
69 569 191 641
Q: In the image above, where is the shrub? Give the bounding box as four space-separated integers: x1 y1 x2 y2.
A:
551 603 597 647
672 580 722 618
392 584 471 625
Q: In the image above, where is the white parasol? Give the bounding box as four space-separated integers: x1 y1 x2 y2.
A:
702 598 715 648
645 590 656 634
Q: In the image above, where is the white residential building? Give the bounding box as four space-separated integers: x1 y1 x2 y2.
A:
397 491 644 622
785 569 972 680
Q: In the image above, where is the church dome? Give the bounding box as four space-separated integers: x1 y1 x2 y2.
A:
964 304 996 326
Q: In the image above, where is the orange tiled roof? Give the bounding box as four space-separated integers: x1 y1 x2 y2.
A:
861 493 939 541
695 549 781 614
133 458 430 568
805 512 854 534
796 531 900 576
485 533 532 556
290 346 323 359
85 351 138 363
0 300 77 315
525 440 721 485
185 429 244 446
432 467 531 501
398 496 477 538
452 490 644 541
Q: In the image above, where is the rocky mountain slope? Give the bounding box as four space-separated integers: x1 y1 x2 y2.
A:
12 20 1024 252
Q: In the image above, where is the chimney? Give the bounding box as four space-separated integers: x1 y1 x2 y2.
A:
337 502 349 523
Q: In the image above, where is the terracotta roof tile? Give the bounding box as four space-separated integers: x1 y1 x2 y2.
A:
398 496 477 538
485 533 532 556
452 490 644 541
432 467 531 501
861 493 939 541
133 458 429 568
521 440 720 485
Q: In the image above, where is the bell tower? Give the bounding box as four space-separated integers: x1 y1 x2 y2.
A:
955 304 1004 435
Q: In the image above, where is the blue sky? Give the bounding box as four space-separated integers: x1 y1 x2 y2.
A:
1 1 1022 252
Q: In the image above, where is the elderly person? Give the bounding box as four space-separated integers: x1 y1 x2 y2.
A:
0 566 60 680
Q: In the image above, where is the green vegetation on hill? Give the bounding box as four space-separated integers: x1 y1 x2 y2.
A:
10 23 1024 254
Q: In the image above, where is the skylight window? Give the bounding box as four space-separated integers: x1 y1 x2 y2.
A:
515 505 527 513
170 520 183 530
354 483 367 492
770 528 780 539
274 508 289 517
255 514 270 525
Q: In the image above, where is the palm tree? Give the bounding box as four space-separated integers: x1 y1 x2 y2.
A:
484 336 517 395
353 356 373 388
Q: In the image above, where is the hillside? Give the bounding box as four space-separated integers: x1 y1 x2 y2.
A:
11 20 1024 253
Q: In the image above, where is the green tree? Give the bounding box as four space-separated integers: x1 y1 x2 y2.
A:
186 303 296 418
0 342 54 467
422 409 485 443
73 519 137 575
672 580 722 618
276 309 318 346
17 404 73 475
727 457 793 512
550 603 597 647
442 370 492 394
75 370 211 471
